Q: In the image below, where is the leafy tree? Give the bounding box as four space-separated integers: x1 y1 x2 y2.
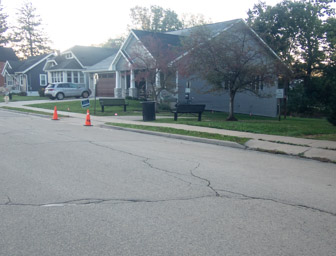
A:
12 1 51 59
247 0 335 82
180 23 287 121
129 5 183 32
128 34 179 110
0 4 9 46
180 13 212 28
100 36 125 49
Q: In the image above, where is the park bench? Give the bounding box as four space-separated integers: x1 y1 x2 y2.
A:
99 98 128 112
172 104 206 121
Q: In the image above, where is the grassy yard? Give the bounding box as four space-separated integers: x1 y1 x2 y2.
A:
0 95 47 102
27 99 145 116
156 111 336 140
107 123 249 145
26 99 336 140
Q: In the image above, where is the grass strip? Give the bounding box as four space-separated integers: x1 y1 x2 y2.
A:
107 122 250 145
1 106 67 117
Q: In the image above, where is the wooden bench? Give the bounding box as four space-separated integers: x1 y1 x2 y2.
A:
98 98 128 112
172 104 206 121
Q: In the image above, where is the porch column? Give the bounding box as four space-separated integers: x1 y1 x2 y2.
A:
114 71 122 98
175 70 179 92
155 69 161 88
129 69 138 98
121 71 127 98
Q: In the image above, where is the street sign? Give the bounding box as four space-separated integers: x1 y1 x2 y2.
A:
276 89 284 99
81 99 90 108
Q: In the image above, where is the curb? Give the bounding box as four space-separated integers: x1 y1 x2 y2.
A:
100 124 246 150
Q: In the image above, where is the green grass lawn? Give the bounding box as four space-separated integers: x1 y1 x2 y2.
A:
27 99 145 116
107 123 249 145
156 111 336 140
0 95 48 102
26 99 336 140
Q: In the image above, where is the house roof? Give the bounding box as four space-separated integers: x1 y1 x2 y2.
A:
0 47 19 62
166 19 242 37
85 52 118 73
133 30 183 49
66 45 118 67
15 54 52 72
132 30 184 62
5 53 54 74
46 55 83 71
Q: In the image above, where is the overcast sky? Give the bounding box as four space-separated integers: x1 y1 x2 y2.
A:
2 0 283 51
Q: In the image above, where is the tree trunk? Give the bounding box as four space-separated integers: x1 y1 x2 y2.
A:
226 91 238 121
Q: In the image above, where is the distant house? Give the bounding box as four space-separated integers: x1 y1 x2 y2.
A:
44 46 118 94
2 53 55 95
109 19 289 117
84 52 118 97
0 47 19 87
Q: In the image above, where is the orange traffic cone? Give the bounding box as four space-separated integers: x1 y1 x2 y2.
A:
52 106 59 120
84 109 92 126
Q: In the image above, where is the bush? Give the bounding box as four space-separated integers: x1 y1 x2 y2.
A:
38 88 45 97
327 110 336 126
19 92 27 96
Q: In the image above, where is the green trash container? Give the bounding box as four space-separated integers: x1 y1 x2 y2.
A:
141 101 156 121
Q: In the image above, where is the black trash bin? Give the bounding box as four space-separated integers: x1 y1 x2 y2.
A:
141 101 156 121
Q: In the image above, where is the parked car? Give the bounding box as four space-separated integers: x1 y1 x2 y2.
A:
45 83 91 100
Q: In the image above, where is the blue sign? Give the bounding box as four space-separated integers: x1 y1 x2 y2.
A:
81 99 90 108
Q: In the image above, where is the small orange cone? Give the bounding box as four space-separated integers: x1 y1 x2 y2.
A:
52 106 59 120
84 109 92 126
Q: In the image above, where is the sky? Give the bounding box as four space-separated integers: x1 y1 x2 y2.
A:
2 0 283 51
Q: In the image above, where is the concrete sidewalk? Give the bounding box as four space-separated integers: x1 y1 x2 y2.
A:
1 99 336 163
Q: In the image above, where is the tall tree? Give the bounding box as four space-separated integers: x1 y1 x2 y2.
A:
100 36 125 49
12 1 51 59
0 4 9 46
180 23 287 121
129 5 183 32
247 0 335 83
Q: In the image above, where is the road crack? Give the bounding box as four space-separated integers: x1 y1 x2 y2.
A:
217 189 336 217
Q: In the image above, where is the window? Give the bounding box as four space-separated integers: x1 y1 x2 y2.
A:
79 72 84 83
40 74 47 86
65 53 73 59
20 75 24 86
67 72 72 82
73 72 78 83
51 72 63 83
6 76 13 86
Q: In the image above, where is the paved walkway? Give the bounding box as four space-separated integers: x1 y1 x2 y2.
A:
1 99 336 163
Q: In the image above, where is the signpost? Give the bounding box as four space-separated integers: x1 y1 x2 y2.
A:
81 99 90 108
276 89 285 121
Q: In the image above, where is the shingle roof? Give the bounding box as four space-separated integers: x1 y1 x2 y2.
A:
133 30 182 48
69 45 118 66
166 19 242 36
132 30 184 61
47 55 83 70
15 53 51 72
5 53 52 74
85 53 118 72
0 47 18 62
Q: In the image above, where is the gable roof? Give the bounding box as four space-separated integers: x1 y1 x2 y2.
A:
85 51 118 73
4 53 54 74
166 19 242 37
0 47 19 62
66 45 118 67
46 55 83 71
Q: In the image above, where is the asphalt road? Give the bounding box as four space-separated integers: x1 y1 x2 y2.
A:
0 109 335 256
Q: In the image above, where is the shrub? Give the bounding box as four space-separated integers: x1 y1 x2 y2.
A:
38 88 45 97
327 109 336 126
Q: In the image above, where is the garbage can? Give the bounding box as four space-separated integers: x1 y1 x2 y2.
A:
141 101 156 121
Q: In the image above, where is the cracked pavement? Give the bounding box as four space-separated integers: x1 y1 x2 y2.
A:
1 109 336 256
